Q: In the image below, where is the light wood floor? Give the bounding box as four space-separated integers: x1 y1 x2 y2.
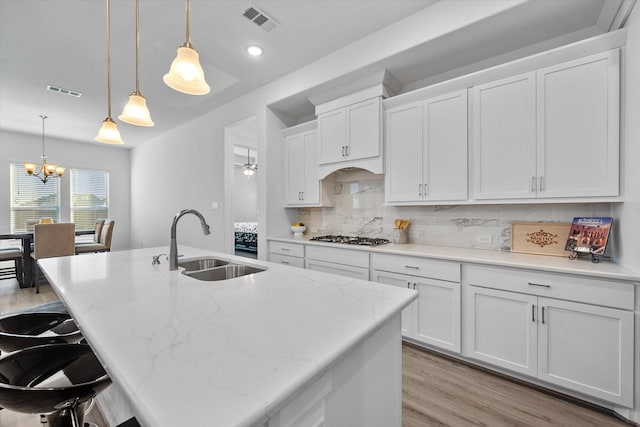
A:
0 278 634 427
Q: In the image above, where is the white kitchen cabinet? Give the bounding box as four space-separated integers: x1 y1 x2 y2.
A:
305 245 370 280
472 72 537 199
318 97 381 165
372 254 461 353
386 90 467 203
283 123 322 206
464 264 634 407
269 241 305 269
472 49 619 201
536 50 619 198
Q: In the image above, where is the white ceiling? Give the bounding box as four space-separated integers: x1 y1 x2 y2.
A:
0 0 624 149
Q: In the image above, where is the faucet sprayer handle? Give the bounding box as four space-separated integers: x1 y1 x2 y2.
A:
152 254 168 265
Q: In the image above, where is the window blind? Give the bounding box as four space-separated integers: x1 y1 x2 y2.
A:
70 168 109 231
10 163 60 232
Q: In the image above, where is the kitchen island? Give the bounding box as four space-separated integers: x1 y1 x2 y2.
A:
38 247 417 427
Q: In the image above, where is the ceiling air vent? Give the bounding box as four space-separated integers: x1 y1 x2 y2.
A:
47 84 82 98
242 6 279 32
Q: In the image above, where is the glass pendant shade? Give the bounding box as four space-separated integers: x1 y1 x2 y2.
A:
24 163 37 174
119 92 154 126
163 45 210 95
243 166 255 176
95 117 124 144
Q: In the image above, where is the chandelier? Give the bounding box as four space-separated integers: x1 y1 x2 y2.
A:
24 115 65 183
243 148 257 176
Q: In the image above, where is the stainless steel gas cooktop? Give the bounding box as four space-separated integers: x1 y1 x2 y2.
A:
309 235 390 246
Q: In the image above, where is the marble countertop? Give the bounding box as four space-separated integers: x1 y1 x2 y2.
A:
267 237 640 282
39 247 416 427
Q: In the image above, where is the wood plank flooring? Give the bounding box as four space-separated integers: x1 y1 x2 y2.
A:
0 278 634 427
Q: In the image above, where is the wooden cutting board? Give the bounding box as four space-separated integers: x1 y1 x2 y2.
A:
511 222 571 257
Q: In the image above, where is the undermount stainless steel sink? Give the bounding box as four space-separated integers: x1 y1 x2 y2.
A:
183 264 265 281
178 257 230 271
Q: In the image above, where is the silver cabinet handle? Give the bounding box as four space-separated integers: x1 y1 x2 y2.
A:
542 306 546 324
345 145 350 156
281 260 290 265
528 282 551 288
423 183 428 196
532 304 535 322
418 184 422 196
300 191 304 200
404 265 419 270
281 248 290 252
539 176 544 192
531 176 536 192
407 281 411 289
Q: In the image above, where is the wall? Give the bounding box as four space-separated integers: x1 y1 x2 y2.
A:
232 167 258 222
0 129 131 250
297 169 613 251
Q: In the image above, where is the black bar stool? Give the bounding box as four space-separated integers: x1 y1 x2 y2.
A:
0 343 111 427
0 311 83 353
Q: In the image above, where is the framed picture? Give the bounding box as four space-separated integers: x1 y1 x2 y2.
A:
565 217 612 256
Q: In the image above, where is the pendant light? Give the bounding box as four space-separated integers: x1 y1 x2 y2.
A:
243 148 257 176
163 0 210 95
119 0 154 126
96 0 124 144
24 115 65 184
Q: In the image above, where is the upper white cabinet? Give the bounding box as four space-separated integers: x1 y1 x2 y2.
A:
386 90 467 203
318 97 382 164
536 50 619 198
472 49 620 201
283 122 331 207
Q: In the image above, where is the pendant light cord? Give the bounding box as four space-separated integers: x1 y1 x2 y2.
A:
107 0 113 118
135 0 140 93
185 0 191 47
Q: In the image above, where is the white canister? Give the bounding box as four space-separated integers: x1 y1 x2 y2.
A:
391 228 407 244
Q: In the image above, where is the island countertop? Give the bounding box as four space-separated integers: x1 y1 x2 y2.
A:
38 247 417 427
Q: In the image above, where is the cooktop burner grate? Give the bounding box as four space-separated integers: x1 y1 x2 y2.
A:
309 235 390 246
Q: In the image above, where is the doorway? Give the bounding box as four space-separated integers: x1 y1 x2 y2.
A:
224 117 258 259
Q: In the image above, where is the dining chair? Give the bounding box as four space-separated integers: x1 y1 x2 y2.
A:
74 220 105 252
0 247 23 284
75 220 114 255
25 219 40 232
32 223 76 293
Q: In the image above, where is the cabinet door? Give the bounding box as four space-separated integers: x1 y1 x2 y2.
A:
385 102 423 202
371 270 416 338
347 97 381 160
302 131 320 204
537 50 619 198
318 109 346 164
537 297 633 407
472 72 536 199
286 135 306 204
424 90 468 201
414 278 460 353
465 286 537 376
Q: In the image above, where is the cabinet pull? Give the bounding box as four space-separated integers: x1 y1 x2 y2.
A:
413 283 417 290
281 248 290 252
407 281 411 289
346 145 350 156
423 183 428 196
539 176 544 192
532 304 535 322
418 184 422 196
531 176 536 192
528 282 551 288
404 265 419 270
281 261 289 265
541 306 546 324
300 191 304 200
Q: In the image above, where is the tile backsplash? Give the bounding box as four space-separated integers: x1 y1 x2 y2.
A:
297 169 613 252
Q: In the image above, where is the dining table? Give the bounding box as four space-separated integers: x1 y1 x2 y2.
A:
0 228 94 288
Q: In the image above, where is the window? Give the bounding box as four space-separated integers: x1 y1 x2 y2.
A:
10 163 60 232
70 169 109 231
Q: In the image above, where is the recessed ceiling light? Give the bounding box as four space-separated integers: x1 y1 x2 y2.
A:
247 45 263 56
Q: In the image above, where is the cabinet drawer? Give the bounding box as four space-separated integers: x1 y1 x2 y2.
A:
306 246 369 268
269 242 304 258
270 254 305 268
371 253 460 282
464 264 634 310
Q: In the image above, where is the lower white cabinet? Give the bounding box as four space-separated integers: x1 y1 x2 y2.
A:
465 285 634 407
269 241 305 269
372 254 461 353
305 246 370 280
